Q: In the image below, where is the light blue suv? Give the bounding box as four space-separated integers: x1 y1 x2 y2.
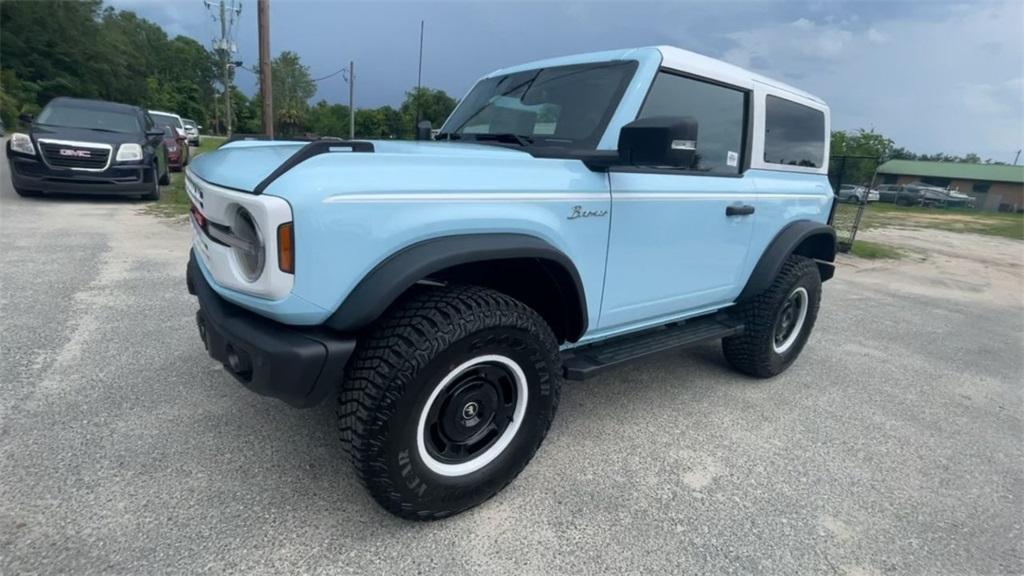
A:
185 46 836 520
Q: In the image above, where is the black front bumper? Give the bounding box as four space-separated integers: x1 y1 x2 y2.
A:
186 252 356 408
8 154 154 196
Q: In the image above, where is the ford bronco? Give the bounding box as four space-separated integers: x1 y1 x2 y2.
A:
185 46 836 520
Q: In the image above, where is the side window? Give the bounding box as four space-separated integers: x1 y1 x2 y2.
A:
764 95 825 168
638 72 746 175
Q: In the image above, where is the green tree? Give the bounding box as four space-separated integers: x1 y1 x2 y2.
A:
830 129 895 160
399 87 457 136
270 51 316 136
0 0 106 108
0 0 220 130
307 100 350 137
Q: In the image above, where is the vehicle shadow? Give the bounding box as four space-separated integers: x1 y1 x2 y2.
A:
217 340 746 525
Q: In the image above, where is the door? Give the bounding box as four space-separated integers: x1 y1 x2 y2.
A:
599 71 755 330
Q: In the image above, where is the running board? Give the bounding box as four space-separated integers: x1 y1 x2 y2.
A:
561 315 744 381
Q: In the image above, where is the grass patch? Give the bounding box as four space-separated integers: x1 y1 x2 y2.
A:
146 135 226 217
858 203 1023 240
849 239 903 259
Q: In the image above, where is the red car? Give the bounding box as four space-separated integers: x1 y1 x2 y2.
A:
160 125 189 170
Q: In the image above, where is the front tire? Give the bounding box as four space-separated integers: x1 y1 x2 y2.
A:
339 285 562 520
722 255 821 378
143 166 161 201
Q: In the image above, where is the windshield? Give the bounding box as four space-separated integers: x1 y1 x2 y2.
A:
440 60 637 150
150 113 182 130
36 103 140 133
183 119 197 128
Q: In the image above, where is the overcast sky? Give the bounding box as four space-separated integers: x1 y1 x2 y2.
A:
110 0 1023 161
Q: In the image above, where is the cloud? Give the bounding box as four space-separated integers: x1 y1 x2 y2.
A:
865 28 888 45
718 0 1024 161
722 17 855 74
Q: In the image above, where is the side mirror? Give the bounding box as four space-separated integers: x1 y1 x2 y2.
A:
415 120 432 141
618 116 698 168
18 113 33 125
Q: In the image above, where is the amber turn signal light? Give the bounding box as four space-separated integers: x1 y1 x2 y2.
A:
277 222 294 273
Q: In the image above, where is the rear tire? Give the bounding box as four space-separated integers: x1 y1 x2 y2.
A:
339 285 562 520
722 255 821 378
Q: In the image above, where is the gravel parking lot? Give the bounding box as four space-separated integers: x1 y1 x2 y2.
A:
1 152 1022 575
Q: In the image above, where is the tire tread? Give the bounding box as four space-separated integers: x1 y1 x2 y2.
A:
338 284 561 520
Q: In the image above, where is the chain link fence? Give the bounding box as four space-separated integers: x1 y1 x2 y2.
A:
828 155 880 252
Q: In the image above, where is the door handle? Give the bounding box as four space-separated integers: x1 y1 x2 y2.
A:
726 204 755 216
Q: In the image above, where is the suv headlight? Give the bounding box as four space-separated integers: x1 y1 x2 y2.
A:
116 143 143 162
232 207 265 281
10 132 35 156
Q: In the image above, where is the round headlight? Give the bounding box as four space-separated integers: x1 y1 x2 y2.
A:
232 207 265 281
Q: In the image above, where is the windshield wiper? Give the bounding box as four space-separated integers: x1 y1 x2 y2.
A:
434 132 461 141
472 133 535 146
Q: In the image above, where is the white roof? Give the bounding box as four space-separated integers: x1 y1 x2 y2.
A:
655 46 824 104
486 45 824 106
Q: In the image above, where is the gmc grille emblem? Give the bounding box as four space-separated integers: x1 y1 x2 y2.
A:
59 149 91 158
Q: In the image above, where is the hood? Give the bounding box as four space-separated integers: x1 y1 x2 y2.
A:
29 124 144 146
189 139 530 192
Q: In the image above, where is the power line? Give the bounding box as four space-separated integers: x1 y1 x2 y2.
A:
312 67 347 82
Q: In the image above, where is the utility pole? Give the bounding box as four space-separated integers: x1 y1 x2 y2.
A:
415 20 424 127
206 0 242 136
348 61 355 140
257 0 273 138
1014 149 1021 166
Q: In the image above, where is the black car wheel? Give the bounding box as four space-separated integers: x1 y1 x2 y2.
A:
722 254 821 378
158 160 171 185
339 285 562 520
143 166 161 201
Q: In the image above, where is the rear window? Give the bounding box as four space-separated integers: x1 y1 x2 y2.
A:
151 113 182 130
36 104 140 134
763 95 825 168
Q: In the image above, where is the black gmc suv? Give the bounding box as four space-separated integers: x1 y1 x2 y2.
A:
7 97 170 200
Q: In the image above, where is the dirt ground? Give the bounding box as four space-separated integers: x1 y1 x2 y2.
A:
3 155 1022 574
847 227 1023 307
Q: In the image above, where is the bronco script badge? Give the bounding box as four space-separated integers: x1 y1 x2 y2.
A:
567 205 608 220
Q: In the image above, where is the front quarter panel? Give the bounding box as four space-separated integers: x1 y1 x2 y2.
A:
265 152 613 328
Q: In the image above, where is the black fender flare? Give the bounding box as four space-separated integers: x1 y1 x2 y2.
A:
737 220 836 303
325 233 589 340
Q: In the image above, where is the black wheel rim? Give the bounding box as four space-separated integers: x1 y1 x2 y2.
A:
423 362 519 465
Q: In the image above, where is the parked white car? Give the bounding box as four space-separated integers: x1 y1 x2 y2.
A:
837 184 878 204
182 118 201 147
149 110 186 140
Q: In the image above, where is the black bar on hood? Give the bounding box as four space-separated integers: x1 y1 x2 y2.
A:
251 139 374 194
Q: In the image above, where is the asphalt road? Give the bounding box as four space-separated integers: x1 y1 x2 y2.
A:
1 150 1022 575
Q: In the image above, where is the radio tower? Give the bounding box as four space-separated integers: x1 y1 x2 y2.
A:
205 0 242 136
